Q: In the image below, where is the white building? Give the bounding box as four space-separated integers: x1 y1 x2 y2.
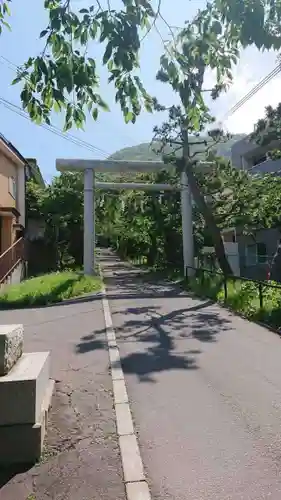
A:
231 135 281 175
227 135 281 280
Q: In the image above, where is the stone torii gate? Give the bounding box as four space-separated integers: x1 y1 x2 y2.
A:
56 159 204 275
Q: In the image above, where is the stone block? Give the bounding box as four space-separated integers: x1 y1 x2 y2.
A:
0 351 50 426
0 324 23 376
0 378 55 465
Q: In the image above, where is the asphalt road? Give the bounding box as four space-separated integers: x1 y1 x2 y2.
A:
0 293 125 500
101 249 281 500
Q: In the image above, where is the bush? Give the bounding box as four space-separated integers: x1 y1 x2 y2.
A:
0 271 101 309
185 271 281 331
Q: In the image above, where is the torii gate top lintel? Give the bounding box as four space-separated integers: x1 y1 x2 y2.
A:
56 159 169 173
56 159 212 174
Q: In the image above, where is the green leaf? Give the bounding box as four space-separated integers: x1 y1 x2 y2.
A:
156 70 169 83
80 29 88 45
66 103 72 122
2 20 11 31
92 108 99 120
12 75 22 85
54 101 62 113
3 3 11 15
50 17 61 31
103 42 113 64
211 21 222 35
96 95 109 111
144 101 153 113
63 119 73 132
90 24 98 38
51 34 62 57
125 111 134 123
88 57 96 68
20 87 32 105
40 29 48 38
37 58 48 76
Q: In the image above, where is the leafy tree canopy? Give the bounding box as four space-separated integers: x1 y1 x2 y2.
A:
250 102 281 150
1 0 281 130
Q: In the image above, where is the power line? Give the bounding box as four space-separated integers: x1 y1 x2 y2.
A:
0 96 110 158
220 64 281 124
225 65 281 117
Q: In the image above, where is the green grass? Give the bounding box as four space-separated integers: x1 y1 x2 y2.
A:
0 271 101 309
185 272 281 331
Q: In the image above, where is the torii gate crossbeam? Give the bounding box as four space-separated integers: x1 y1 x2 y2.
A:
56 159 204 276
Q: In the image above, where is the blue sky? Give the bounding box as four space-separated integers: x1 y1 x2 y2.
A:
0 0 280 183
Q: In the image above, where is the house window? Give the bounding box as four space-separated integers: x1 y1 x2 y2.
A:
246 244 257 266
257 242 267 263
8 176 17 199
245 242 267 266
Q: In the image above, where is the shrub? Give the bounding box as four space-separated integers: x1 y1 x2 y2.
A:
0 271 101 309
185 273 281 331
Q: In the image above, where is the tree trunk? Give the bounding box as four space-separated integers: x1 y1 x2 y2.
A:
185 163 233 276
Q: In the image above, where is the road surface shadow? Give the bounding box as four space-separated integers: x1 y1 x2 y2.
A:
76 300 231 381
0 464 31 489
117 348 199 383
76 250 232 381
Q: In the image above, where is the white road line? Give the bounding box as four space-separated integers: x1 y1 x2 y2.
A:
100 268 152 500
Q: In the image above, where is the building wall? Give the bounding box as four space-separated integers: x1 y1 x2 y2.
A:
0 154 17 208
251 158 281 175
0 144 26 255
231 137 256 169
17 164 25 227
1 216 14 253
231 136 281 172
238 228 280 280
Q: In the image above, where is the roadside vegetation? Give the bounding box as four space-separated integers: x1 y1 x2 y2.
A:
184 272 281 331
0 271 101 309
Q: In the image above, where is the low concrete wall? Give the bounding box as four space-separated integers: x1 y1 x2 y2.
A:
10 261 25 285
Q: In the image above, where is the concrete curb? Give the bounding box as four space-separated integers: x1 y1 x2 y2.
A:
48 291 103 307
99 266 151 500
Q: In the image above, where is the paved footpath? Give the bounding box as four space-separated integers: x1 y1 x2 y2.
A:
99 249 281 500
0 294 125 500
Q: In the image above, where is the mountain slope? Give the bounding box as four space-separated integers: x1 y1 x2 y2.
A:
108 135 246 162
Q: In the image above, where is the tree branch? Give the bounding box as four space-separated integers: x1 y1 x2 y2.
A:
140 0 162 42
190 137 221 159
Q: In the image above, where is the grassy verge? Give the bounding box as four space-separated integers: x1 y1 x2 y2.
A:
0 271 101 309
184 272 281 331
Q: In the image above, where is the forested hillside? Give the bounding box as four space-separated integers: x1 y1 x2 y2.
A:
108 135 246 163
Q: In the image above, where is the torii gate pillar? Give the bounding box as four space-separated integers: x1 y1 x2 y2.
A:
180 170 194 276
83 168 95 275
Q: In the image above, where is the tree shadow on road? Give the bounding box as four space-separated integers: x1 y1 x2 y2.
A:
118 348 199 383
190 310 230 342
76 297 231 382
76 337 107 353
